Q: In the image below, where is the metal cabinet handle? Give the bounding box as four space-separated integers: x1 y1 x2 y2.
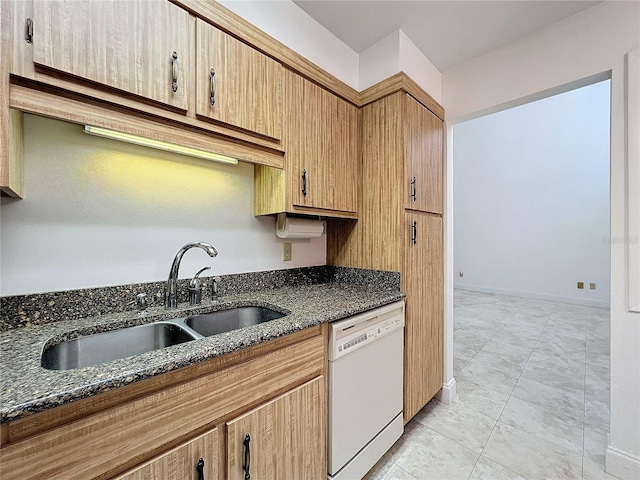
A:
410 176 417 202
25 18 33 44
171 51 178 93
411 220 417 245
196 458 205 480
301 169 307 197
242 433 251 480
209 68 216 106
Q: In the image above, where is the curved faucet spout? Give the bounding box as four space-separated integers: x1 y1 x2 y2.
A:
165 241 218 309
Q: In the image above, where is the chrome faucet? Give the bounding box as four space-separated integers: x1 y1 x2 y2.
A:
165 241 218 309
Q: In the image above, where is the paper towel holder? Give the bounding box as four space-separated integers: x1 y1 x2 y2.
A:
276 213 324 239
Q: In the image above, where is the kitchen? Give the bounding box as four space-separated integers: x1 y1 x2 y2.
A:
1 1 639 479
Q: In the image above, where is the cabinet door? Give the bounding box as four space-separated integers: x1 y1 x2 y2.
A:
403 94 443 214
196 19 282 140
114 427 219 480
403 212 443 422
286 70 358 214
227 377 325 480
32 0 189 111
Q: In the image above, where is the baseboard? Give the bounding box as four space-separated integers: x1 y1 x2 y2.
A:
606 445 640 480
454 284 611 309
436 378 457 404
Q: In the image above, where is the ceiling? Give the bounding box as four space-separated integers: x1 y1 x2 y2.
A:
292 1 600 72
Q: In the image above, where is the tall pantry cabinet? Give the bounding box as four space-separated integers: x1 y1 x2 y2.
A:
328 90 444 423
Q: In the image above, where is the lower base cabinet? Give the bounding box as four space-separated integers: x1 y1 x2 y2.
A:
115 377 325 480
114 428 220 480
227 377 325 480
0 327 326 480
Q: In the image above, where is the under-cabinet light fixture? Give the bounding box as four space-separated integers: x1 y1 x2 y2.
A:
83 126 239 165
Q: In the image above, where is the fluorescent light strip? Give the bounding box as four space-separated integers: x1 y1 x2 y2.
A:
83 126 239 165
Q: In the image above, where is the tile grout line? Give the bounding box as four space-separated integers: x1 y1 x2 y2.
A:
459 296 524 480
476 301 559 480
467 300 535 479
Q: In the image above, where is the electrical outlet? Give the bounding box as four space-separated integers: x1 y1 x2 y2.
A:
459 271 464 277
577 282 584 289
590 283 596 290
282 243 292 261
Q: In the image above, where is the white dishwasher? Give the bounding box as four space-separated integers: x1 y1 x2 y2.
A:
328 301 405 480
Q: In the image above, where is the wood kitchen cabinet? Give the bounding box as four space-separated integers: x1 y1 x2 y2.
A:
196 18 282 140
0 1 23 199
0 109 24 198
3 0 285 170
404 95 443 214
327 88 444 422
114 427 220 480
254 69 359 219
32 0 190 112
0 327 326 480
404 212 443 418
227 377 325 479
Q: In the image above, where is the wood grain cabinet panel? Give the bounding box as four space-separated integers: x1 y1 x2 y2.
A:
254 69 359 218
404 94 443 214
227 377 325 480
327 87 444 423
286 71 358 213
114 427 219 480
0 109 24 198
196 18 282 140
32 0 190 111
403 212 443 421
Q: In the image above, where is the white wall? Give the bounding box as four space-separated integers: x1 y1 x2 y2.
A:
398 31 442 103
0 115 325 295
442 2 640 478
218 1 443 100
358 29 442 102
454 80 611 307
358 30 400 92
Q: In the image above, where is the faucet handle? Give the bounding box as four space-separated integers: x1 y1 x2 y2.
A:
127 293 148 312
189 267 211 306
211 276 222 301
189 266 211 287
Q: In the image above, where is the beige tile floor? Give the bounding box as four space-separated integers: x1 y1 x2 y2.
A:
364 289 613 480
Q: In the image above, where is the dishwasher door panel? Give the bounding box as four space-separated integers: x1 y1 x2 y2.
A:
327 327 404 475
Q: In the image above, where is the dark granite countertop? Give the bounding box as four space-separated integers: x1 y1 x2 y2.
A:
0 282 404 424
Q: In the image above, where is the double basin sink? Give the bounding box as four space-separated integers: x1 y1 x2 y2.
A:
41 306 285 371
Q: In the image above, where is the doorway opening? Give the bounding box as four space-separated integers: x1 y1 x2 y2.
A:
447 79 611 477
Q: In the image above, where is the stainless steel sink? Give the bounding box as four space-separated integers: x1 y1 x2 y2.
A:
41 306 286 370
41 323 197 370
184 306 285 337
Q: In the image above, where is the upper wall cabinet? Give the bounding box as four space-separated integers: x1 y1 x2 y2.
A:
195 19 282 140
404 94 443 214
286 71 358 213
32 0 190 112
254 70 359 219
4 0 284 169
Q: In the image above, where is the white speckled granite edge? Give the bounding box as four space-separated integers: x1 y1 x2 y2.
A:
0 283 404 424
